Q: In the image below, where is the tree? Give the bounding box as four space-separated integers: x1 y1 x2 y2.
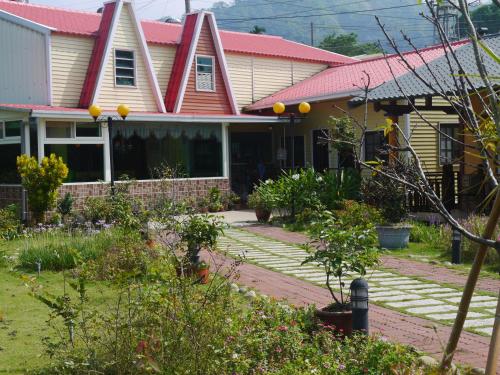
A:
329 0 499 372
318 32 382 56
249 25 266 34
458 3 500 38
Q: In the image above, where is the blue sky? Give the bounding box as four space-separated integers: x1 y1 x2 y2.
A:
30 0 219 20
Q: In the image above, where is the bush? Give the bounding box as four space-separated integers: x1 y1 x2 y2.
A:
362 174 408 224
456 215 499 266
207 187 224 212
334 200 382 230
30 259 423 375
0 204 21 240
17 229 125 271
410 221 450 253
17 153 68 223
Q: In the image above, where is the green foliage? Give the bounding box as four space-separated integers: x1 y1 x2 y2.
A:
362 174 408 224
252 168 360 222
304 211 380 306
334 200 382 230
17 229 124 271
329 116 356 152
319 32 382 56
56 193 73 219
0 204 21 240
29 259 422 375
458 4 500 38
180 214 225 251
456 215 500 267
410 221 450 254
207 187 225 212
17 154 68 223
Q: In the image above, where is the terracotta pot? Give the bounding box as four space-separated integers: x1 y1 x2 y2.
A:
315 308 352 336
197 267 209 284
255 208 271 223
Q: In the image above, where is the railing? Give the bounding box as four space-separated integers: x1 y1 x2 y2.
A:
408 168 461 212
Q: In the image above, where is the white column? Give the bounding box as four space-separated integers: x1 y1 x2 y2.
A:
221 122 230 178
102 122 111 182
37 119 44 162
22 120 30 156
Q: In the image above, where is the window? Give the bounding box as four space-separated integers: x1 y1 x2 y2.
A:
46 121 73 138
115 49 135 86
196 55 215 91
76 122 101 137
440 123 460 164
0 120 22 139
45 121 103 140
45 144 104 182
364 131 387 162
281 136 305 168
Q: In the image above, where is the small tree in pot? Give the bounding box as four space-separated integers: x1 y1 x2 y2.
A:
303 212 379 335
362 173 410 249
247 185 273 223
180 214 225 265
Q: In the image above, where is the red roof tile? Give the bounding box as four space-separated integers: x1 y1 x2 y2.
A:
0 0 355 65
246 41 469 110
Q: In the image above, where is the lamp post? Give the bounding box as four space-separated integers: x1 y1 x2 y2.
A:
88 104 130 195
350 278 369 334
273 101 310 169
451 228 461 264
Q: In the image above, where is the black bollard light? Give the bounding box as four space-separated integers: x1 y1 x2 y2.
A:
451 228 461 264
350 278 369 334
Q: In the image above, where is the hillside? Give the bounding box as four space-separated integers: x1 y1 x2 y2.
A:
208 0 436 51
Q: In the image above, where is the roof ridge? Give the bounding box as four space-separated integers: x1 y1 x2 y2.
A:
337 38 470 68
0 0 101 17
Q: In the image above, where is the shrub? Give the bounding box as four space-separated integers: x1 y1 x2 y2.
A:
17 229 123 271
0 204 21 240
334 200 381 230
56 193 73 220
207 187 224 212
17 153 68 223
410 221 450 253
362 174 408 224
456 215 499 266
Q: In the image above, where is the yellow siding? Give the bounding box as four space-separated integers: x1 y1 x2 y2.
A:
225 54 253 108
409 109 459 172
149 44 176 97
96 4 158 111
51 35 93 107
226 53 327 108
292 61 325 84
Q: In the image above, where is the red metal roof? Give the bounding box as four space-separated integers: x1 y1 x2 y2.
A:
246 41 469 110
0 0 355 65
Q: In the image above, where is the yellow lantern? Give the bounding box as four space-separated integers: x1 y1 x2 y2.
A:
117 104 130 119
88 104 102 121
298 102 311 114
273 102 286 115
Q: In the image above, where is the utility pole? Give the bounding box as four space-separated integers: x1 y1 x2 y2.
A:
185 0 191 14
310 22 314 46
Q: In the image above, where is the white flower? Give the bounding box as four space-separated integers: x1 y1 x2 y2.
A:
265 179 273 184
232 353 239 359
316 176 323 182
292 174 300 180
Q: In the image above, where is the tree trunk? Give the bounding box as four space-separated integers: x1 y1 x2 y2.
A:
440 188 500 371
485 291 500 375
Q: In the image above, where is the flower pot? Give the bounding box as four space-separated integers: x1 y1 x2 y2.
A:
376 225 412 249
315 307 352 336
197 267 209 284
255 208 271 223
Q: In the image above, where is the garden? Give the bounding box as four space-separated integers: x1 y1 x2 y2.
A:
0 153 490 374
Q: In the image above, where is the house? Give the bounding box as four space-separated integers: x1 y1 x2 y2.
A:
0 0 354 209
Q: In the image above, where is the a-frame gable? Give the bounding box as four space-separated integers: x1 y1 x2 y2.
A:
165 12 239 115
80 0 165 112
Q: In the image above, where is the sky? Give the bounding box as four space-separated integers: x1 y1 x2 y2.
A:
29 0 220 21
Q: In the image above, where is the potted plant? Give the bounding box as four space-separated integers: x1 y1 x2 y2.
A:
196 261 210 284
303 212 379 335
362 174 411 249
247 190 272 223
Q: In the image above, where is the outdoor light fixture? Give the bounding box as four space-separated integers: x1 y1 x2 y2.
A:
350 278 369 334
452 228 461 264
88 104 130 194
273 101 311 169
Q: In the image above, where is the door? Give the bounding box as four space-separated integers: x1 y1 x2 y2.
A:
312 129 329 171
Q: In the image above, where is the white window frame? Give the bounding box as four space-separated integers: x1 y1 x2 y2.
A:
114 49 136 87
43 120 105 145
0 120 22 145
195 54 215 92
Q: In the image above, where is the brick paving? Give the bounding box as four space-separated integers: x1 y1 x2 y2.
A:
206 221 500 371
243 224 500 294
206 251 496 371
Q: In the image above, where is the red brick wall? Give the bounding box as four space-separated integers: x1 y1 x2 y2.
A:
0 178 230 211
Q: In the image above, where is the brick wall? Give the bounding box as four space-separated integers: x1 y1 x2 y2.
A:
0 178 230 211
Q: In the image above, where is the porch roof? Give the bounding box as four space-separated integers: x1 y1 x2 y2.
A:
0 104 284 124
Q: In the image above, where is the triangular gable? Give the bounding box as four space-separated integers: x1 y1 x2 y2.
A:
165 12 239 115
79 0 165 112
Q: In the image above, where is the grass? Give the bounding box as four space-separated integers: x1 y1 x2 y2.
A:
0 267 117 374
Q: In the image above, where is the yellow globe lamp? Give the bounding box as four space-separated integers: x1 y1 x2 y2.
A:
117 104 130 120
298 102 311 114
273 102 286 115
88 104 102 121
